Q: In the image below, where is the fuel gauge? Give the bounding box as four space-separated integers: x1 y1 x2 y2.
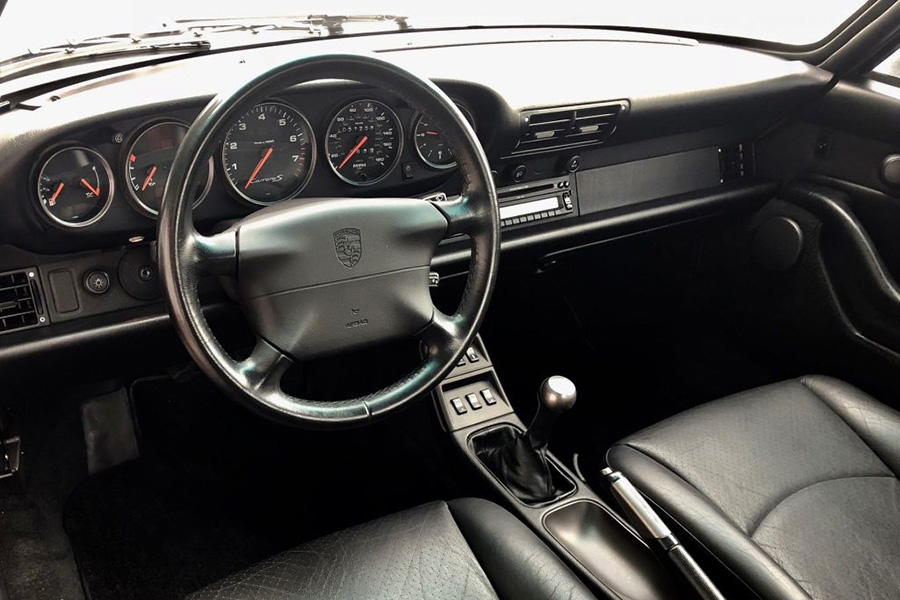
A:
36 146 113 228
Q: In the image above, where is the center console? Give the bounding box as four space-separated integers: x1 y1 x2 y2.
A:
434 336 684 600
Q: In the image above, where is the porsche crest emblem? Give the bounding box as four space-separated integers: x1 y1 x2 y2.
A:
333 228 362 268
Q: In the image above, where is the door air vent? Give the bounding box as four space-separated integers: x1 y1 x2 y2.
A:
513 101 628 155
0 268 46 334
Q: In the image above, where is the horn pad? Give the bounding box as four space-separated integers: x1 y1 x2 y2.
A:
235 197 448 360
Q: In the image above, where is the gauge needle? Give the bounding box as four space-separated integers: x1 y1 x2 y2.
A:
49 182 64 206
80 178 100 196
141 165 158 191
245 147 274 190
338 135 369 170
424 131 439 136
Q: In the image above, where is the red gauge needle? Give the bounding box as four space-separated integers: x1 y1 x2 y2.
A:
424 131 439 136
49 182 64 206
141 165 158 191
245 147 274 190
338 135 369 170
80 178 100 197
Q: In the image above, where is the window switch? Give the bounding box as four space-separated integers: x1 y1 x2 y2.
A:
450 397 467 415
465 347 480 363
481 388 496 405
456 357 467 368
465 393 483 410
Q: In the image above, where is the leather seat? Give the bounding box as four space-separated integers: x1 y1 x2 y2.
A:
188 497 596 600
607 375 900 600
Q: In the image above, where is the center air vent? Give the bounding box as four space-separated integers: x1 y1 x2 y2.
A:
0 268 46 334
513 101 628 155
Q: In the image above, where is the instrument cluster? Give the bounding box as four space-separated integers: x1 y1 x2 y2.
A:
33 96 475 229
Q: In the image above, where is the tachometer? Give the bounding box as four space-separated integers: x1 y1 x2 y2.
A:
125 121 212 217
222 102 315 205
36 147 114 228
325 99 402 186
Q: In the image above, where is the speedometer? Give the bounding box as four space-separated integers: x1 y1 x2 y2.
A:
325 99 402 186
222 102 315 205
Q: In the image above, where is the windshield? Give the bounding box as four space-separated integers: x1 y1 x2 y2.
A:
0 0 869 63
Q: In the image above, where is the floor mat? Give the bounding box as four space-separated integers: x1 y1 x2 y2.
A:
65 374 469 600
0 396 87 600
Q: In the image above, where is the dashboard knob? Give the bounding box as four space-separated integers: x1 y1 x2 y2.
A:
511 164 527 183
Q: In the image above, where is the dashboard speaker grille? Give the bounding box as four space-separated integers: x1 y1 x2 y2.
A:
514 101 628 155
0 268 45 334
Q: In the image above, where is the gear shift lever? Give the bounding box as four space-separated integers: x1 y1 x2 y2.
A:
527 376 578 449
477 376 576 504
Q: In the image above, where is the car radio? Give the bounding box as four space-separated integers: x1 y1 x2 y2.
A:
497 175 575 228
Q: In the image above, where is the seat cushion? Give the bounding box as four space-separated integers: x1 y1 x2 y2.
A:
187 498 596 600
607 375 900 600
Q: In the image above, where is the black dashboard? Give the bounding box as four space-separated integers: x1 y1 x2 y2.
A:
0 27 831 366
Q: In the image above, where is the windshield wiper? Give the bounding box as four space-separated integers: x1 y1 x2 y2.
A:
0 33 211 81
0 14 410 82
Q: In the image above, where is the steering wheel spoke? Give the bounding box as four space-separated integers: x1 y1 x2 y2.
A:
186 229 237 277
418 310 464 357
237 337 293 395
433 193 483 237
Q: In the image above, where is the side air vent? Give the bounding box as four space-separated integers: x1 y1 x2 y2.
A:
0 268 46 335
513 101 628 155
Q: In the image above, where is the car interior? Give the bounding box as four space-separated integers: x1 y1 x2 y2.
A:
0 2 899 599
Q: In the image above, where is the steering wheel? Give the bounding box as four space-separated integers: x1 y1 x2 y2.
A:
157 54 500 429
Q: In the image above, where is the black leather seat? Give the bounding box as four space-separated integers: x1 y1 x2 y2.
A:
188 497 596 600
607 375 900 600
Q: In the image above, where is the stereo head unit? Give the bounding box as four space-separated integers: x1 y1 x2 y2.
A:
497 176 575 228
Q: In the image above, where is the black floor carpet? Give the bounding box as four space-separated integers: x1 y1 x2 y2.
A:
65 374 471 600
0 396 87 600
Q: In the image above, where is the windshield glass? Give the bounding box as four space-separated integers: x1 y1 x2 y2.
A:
0 0 869 63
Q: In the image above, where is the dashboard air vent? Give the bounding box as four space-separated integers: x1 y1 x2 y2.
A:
0 268 45 335
514 101 628 155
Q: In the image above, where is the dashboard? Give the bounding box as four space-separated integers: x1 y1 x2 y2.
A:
0 27 831 372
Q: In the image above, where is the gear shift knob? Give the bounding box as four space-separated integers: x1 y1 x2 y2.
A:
540 376 578 413
526 376 577 449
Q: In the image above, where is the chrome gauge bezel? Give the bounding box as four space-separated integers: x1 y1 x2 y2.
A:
221 101 317 206
325 98 404 187
411 101 476 171
123 120 214 219
35 146 115 229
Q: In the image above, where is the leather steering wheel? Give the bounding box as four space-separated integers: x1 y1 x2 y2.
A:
158 54 500 428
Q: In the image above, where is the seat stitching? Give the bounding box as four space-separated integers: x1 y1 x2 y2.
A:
799 376 898 478
747 474 896 538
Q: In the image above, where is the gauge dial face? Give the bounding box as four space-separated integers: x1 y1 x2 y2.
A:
412 104 475 170
126 122 212 216
325 99 402 186
413 115 456 169
37 147 114 228
222 102 316 205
